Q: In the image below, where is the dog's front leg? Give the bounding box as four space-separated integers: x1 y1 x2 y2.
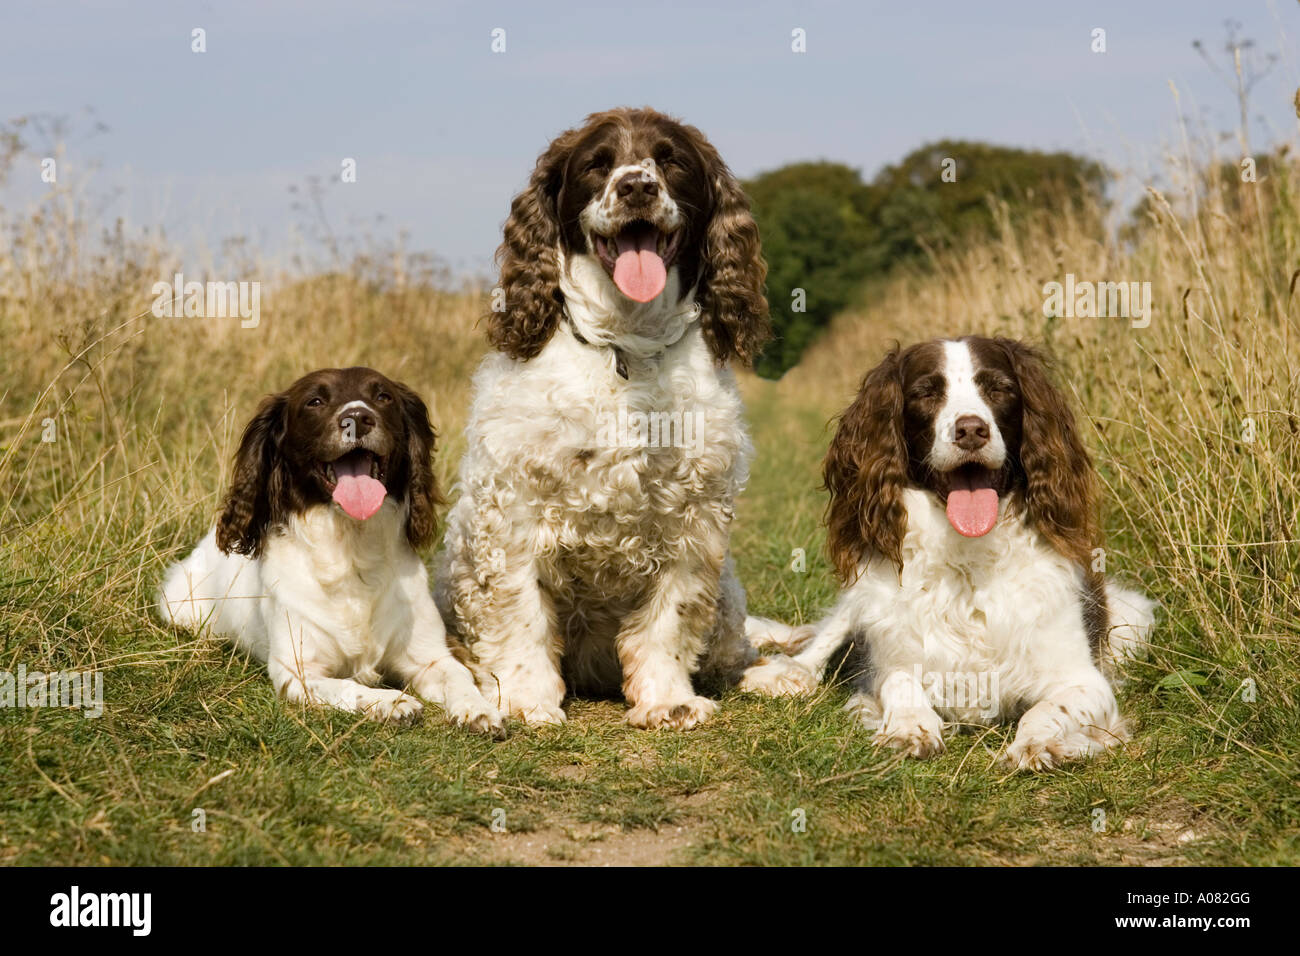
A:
788 595 862 682
385 570 505 738
469 556 567 728
618 561 719 730
266 619 423 724
851 666 946 759
1002 669 1125 771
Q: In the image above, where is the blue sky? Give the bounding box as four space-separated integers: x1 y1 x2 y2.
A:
2 0 1297 276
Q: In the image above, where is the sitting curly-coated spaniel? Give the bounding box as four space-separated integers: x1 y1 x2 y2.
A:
436 107 814 729
158 367 504 736
788 336 1154 769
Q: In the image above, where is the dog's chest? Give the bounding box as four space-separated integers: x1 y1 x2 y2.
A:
893 493 1084 674
270 507 403 670
487 335 749 582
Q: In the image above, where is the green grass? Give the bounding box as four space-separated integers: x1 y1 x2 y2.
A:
1 377 1294 866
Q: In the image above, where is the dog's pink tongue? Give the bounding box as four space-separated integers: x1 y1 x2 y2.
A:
946 488 998 536
612 227 666 302
331 457 386 521
946 471 999 537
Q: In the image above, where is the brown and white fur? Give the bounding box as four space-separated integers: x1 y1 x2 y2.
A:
788 337 1154 769
435 107 814 730
158 367 504 736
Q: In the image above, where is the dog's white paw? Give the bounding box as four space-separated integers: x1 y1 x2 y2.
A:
446 696 507 739
1001 699 1126 771
874 705 946 758
510 702 567 727
737 655 819 697
744 617 816 653
464 708 508 739
625 695 717 730
1001 734 1071 771
1001 728 1122 771
485 671 567 729
356 688 424 725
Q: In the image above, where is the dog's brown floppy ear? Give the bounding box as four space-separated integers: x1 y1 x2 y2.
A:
489 127 585 361
824 348 909 580
1000 339 1099 565
216 393 289 557
394 382 443 550
688 127 771 367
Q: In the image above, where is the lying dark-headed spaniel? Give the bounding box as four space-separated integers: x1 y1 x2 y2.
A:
436 107 814 730
159 367 504 736
789 336 1154 769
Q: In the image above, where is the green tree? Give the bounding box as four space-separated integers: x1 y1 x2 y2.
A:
746 142 1108 378
746 162 877 378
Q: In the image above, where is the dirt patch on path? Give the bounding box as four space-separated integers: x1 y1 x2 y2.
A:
471 820 700 866
999 796 1223 866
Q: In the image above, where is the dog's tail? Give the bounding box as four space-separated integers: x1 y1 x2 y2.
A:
1103 581 1157 668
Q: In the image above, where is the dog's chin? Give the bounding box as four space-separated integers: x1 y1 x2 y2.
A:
588 219 683 303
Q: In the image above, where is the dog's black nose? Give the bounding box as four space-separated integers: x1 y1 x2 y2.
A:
953 415 990 450
615 172 658 202
339 409 375 438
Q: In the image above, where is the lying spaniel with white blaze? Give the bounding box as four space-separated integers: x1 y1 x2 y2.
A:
436 107 814 729
787 336 1154 770
158 367 504 736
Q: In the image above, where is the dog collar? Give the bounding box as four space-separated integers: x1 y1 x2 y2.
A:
565 312 630 379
